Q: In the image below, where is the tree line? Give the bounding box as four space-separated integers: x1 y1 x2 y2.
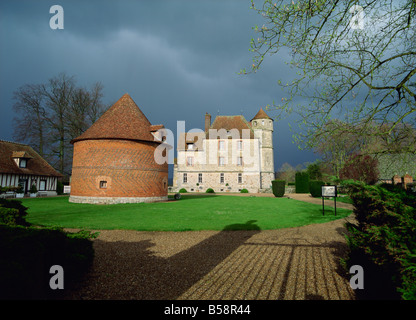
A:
12 73 108 176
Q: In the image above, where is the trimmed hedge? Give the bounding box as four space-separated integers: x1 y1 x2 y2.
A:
0 198 30 226
295 172 310 193
240 189 249 193
272 180 285 197
179 188 188 193
205 188 215 193
309 180 325 197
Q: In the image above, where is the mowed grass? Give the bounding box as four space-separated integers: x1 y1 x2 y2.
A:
22 195 352 231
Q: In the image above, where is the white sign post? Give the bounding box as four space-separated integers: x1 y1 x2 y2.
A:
321 185 337 216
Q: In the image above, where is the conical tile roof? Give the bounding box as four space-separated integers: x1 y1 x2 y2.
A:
250 108 272 121
71 93 159 144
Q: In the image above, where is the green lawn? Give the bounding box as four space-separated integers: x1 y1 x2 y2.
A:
22 195 352 231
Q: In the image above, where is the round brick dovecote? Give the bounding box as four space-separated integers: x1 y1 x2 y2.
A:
69 94 168 204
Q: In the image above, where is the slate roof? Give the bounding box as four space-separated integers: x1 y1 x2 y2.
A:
71 93 163 144
0 140 63 177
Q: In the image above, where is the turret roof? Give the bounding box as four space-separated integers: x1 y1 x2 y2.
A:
250 108 272 121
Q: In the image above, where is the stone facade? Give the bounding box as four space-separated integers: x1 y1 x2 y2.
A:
173 109 274 193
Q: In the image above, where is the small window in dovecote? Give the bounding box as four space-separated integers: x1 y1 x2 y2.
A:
99 181 107 189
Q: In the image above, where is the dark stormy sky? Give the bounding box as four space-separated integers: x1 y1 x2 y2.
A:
0 0 319 172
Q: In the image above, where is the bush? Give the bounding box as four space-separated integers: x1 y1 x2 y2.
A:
240 189 249 193
179 188 188 193
56 181 64 195
30 184 38 194
271 180 285 197
0 225 96 299
295 172 310 193
0 199 30 226
340 154 379 185
205 188 215 193
344 181 416 300
309 180 325 197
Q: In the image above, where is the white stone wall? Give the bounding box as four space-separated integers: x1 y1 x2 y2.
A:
174 138 261 193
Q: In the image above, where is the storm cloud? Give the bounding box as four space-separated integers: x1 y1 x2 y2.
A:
0 0 318 173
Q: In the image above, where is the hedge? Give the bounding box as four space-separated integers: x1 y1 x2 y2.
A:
309 180 325 197
0 198 30 226
240 189 249 193
179 188 188 193
295 172 310 193
343 181 416 300
205 188 215 193
271 180 285 197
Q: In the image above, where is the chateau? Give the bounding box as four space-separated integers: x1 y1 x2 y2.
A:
173 109 274 193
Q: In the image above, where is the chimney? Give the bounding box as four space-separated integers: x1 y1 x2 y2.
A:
205 113 211 132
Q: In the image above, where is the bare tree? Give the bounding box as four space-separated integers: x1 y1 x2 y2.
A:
13 84 47 157
12 73 106 175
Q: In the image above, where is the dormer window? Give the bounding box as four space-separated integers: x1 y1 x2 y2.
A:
19 158 27 168
12 151 32 169
187 143 194 150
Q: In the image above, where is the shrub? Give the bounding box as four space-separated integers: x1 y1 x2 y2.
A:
339 154 379 185
309 180 325 197
240 189 249 193
179 188 188 193
30 184 38 194
205 188 215 193
56 181 64 195
343 181 416 300
295 172 310 193
271 180 285 197
0 199 30 226
0 225 96 299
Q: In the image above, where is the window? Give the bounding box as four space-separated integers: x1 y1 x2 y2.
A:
238 173 243 184
187 143 194 150
262 120 265 125
99 181 107 189
198 173 203 184
219 157 225 166
19 158 27 168
39 180 46 191
237 140 243 151
220 173 224 184
183 173 188 183
218 140 225 150
186 157 194 166
237 157 243 166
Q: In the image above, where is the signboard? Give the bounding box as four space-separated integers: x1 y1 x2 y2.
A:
322 185 337 197
321 185 337 216
63 186 71 194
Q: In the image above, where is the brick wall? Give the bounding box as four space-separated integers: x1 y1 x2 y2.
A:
70 139 168 200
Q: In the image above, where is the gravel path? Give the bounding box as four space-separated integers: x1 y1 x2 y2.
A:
66 194 357 300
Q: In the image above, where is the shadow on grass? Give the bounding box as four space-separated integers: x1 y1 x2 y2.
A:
168 193 219 201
